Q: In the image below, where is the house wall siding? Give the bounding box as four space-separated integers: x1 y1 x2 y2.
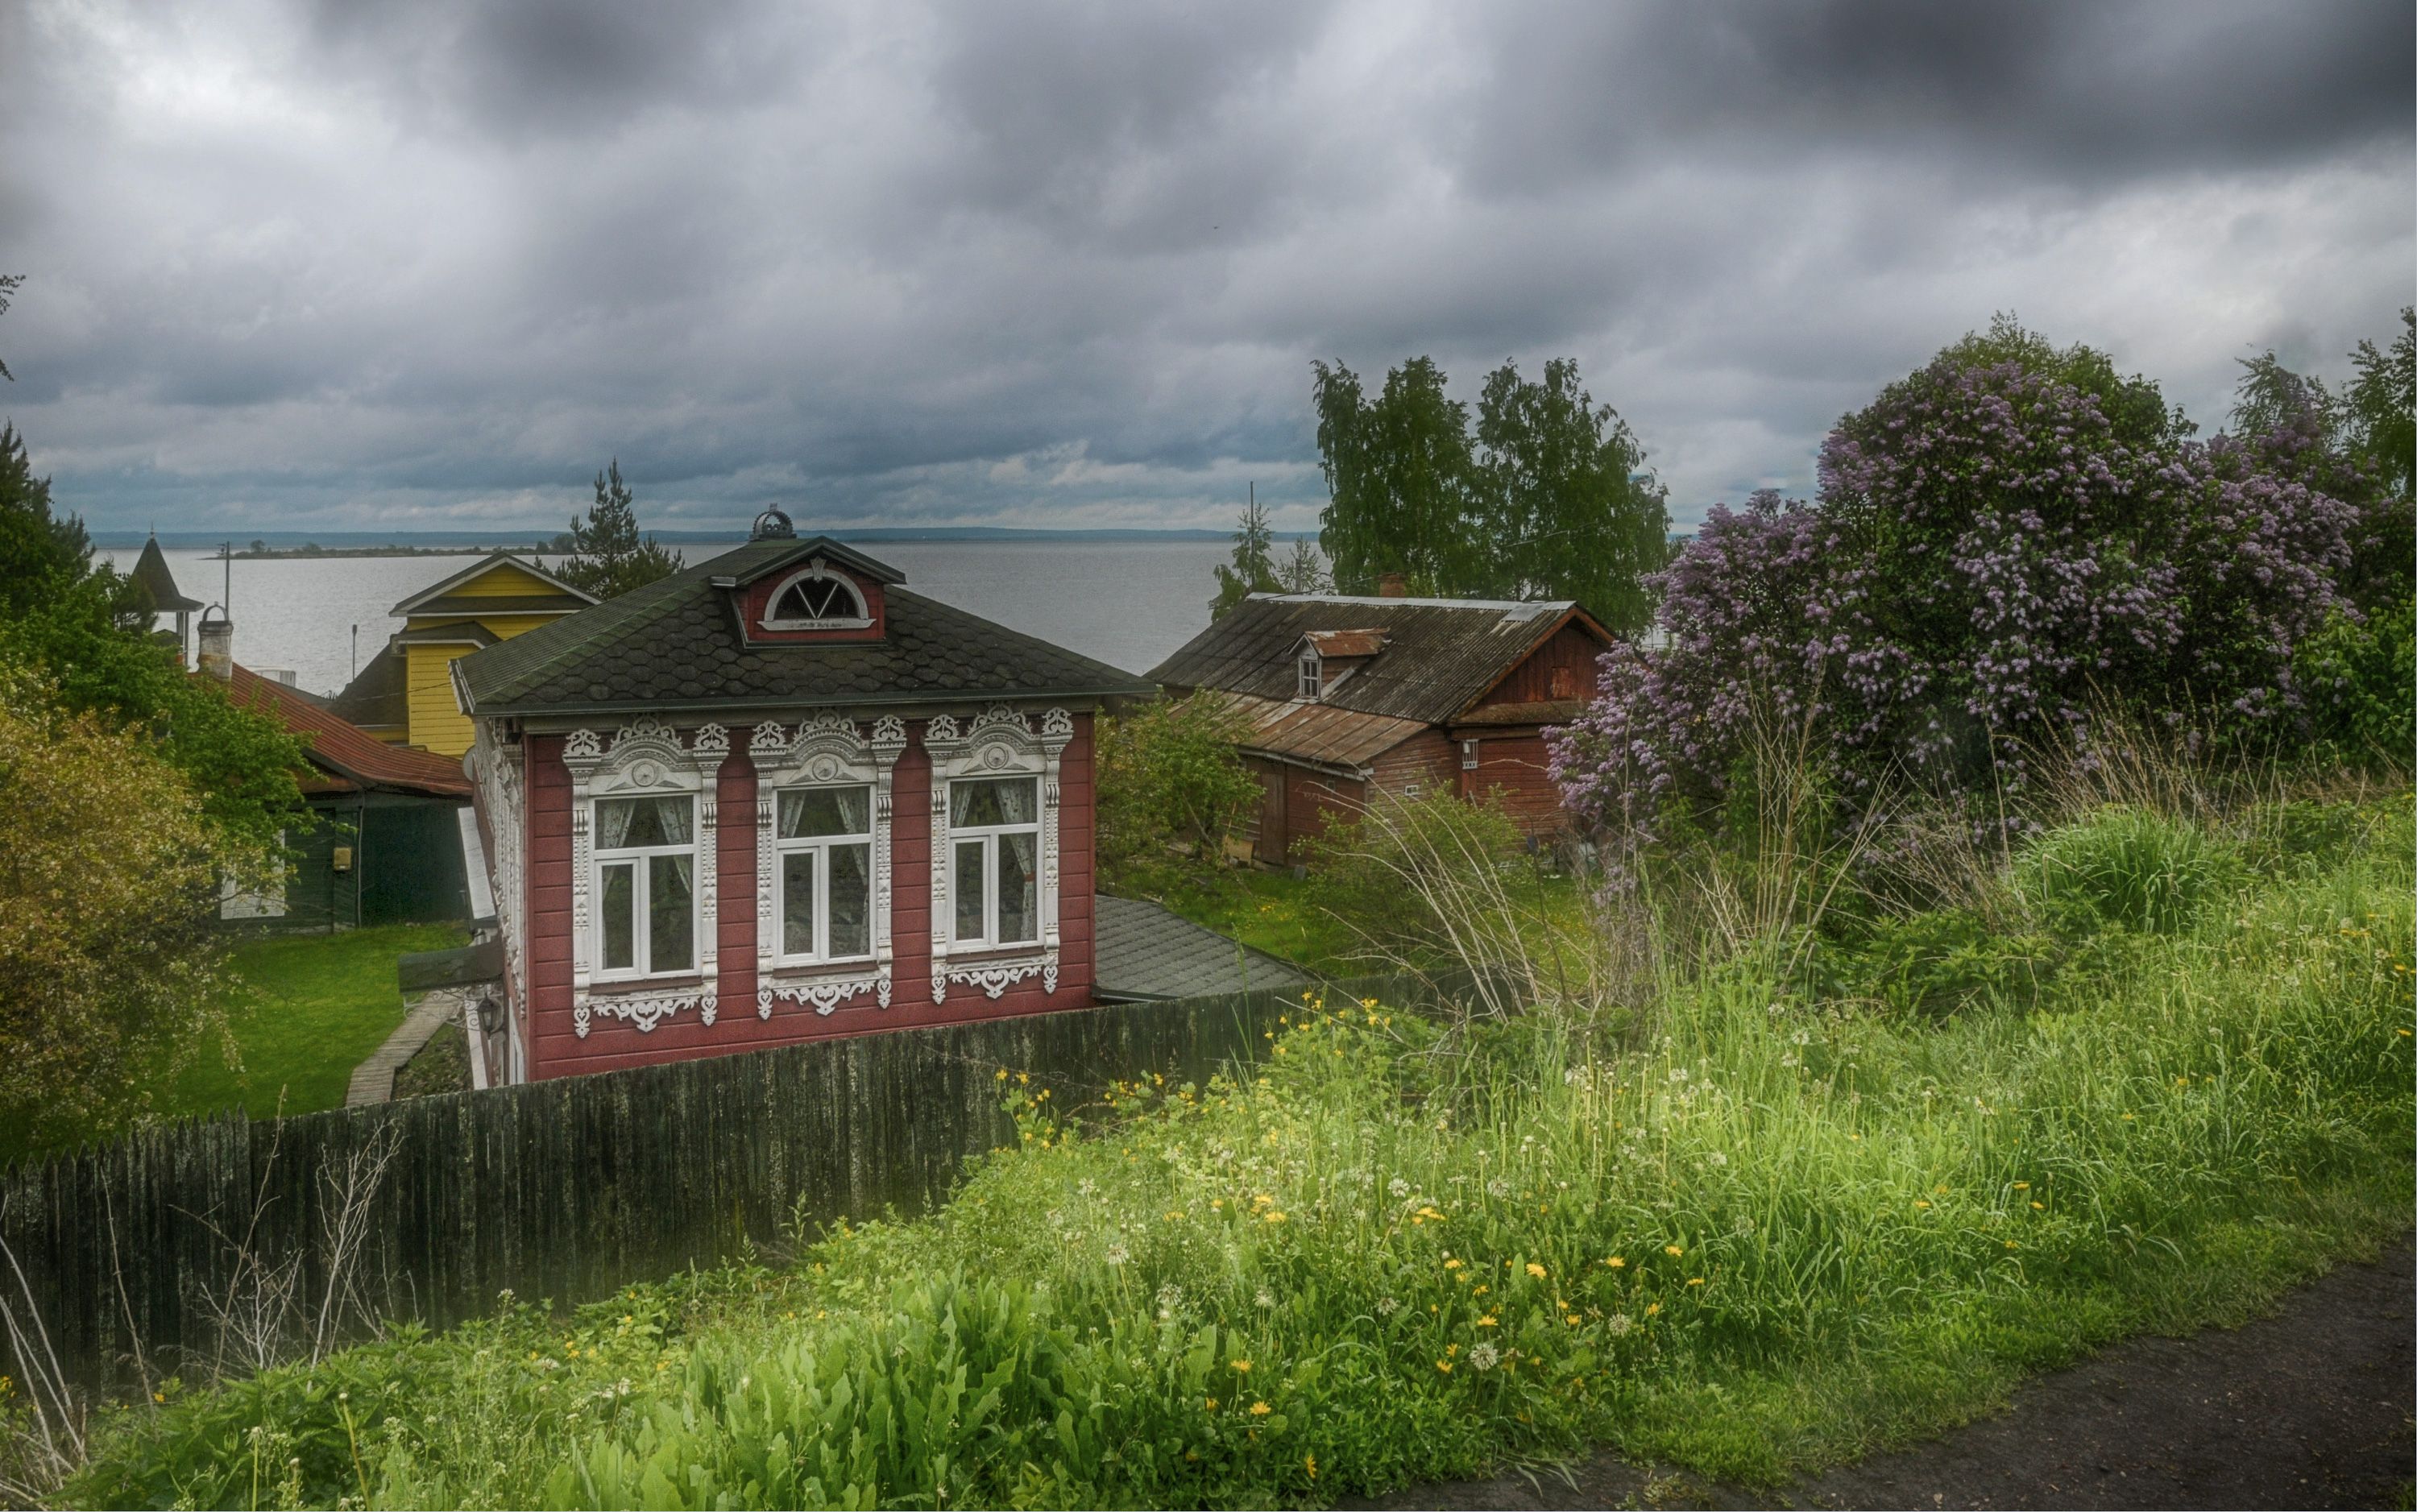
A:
405 643 478 756
1367 729 1456 800
524 713 1098 1081
1457 731 1566 831
1472 620 1603 709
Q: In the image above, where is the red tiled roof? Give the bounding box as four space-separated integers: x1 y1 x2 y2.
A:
220 664 474 799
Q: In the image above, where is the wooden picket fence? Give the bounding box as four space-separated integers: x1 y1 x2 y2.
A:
0 982 1398 1395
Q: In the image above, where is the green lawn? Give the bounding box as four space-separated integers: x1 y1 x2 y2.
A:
164 922 468 1121
1148 868 1365 971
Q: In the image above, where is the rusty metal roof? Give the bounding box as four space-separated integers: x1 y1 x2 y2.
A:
1448 698 1588 729
1218 691 1425 773
1153 594 1607 727
1302 628 1387 659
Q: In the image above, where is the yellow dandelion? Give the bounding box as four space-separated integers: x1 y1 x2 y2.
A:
1477 1314 1498 1327
1604 1256 1626 1268
1307 1454 1318 1480
1231 1359 1251 1373
1265 1211 1288 1224
1526 1262 1547 1278
1686 1278 1705 1286
1250 1401 1271 1416
1644 1302 1661 1315
1437 1360 1453 1373
1204 1398 1219 1412
1665 1245 1684 1258
2030 1201 2046 1210
1915 1199 1931 1209
1445 1257 1464 1270
2012 1182 2029 1190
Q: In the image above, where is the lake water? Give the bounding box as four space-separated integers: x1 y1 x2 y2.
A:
104 539 1237 697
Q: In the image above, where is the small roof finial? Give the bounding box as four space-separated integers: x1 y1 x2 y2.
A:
751 506 796 541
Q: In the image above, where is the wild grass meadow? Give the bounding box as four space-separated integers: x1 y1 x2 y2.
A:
56 781 2415 1509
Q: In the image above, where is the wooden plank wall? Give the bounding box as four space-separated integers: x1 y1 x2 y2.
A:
0 980 1396 1395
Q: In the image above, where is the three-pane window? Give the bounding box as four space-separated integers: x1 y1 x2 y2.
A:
777 785 873 963
594 795 695 978
950 776 1039 948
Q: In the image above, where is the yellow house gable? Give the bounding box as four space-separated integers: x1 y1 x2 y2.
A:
383 553 599 753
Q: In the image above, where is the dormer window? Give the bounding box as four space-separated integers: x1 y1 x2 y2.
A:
761 562 873 630
1297 652 1321 701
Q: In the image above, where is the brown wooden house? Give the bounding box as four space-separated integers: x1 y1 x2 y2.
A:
1150 592 1609 864
452 512 1152 1084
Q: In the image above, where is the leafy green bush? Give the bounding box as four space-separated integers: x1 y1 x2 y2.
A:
1096 694 1262 895
2013 806 2249 935
1842 908 2058 1021
2295 599 2415 770
1301 787 1532 967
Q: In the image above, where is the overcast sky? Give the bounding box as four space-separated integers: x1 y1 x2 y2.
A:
2 0 2410 537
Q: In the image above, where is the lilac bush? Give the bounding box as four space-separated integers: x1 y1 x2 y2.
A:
1550 354 2357 845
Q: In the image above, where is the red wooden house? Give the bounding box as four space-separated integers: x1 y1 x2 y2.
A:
1150 590 1610 864
453 512 1151 1083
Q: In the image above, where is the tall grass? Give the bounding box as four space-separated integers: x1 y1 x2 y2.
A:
64 785 2415 1509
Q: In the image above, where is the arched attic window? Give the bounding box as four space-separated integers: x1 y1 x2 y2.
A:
761 562 873 630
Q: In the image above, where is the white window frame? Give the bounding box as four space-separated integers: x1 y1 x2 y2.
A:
1297 651 1321 701
752 714 906 1014
772 782 877 966
1461 738 1480 771
760 559 873 631
562 719 728 1036
925 706 1073 1002
590 793 699 983
947 777 1043 950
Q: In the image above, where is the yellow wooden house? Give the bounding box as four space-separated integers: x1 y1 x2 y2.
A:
332 554 597 756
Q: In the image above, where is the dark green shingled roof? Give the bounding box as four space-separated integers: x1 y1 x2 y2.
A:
1092 896 1312 1003
455 538 1154 719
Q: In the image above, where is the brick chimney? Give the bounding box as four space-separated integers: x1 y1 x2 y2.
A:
197 607 234 680
1378 571 1408 599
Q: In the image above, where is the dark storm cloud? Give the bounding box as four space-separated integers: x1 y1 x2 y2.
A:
0 0 2407 536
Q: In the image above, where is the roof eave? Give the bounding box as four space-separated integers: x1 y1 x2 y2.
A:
464 681 1151 726
388 553 600 617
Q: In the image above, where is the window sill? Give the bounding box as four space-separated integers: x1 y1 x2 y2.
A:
588 974 703 996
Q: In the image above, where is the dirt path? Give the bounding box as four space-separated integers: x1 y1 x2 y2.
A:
1362 1237 2414 1510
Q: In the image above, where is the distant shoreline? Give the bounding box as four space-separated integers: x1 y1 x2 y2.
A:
97 526 1302 553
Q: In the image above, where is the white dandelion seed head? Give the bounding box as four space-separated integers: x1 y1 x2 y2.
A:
1468 1343 1500 1372
1606 1313 1635 1336
1486 1179 1511 1199
1388 1177 1412 1198
1376 1297 1400 1316
1104 1243 1130 1266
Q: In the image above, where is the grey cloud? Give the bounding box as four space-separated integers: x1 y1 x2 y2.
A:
2 0 2409 538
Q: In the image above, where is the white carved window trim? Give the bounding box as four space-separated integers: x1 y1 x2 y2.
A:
562 719 730 1038
773 785 876 965
759 560 874 631
752 715 906 1016
925 706 1072 1003
590 793 699 983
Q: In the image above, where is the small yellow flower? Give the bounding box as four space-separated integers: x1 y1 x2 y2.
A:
1265 1211 1287 1224
1685 1278 1705 1286
1665 1245 1684 1257
1604 1256 1626 1268
1445 1257 1464 1270
1205 1398 1219 1412
1915 1199 1931 1209
1362 996 1378 1008
994 1069 1009 1081
1436 1360 1453 1373
1250 1401 1271 1416
2012 1182 2029 1190
1526 1262 1547 1278
1306 1454 1318 1479
2031 1201 2046 1210
1231 1359 1251 1373
1644 1302 1661 1316
1477 1314 1498 1327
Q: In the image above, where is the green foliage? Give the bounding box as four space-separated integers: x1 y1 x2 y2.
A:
1917 312 2190 449
0 271 20 383
1095 695 1262 894
1208 499 1279 619
1474 358 1672 635
1842 908 2062 1021
2013 806 2249 937
2343 308 2415 506
1313 356 1670 631
1276 536 1329 594
2294 599 2415 769
555 460 684 600
0 662 234 1151
1301 787 1531 965
0 426 306 858
75 796 2415 1507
